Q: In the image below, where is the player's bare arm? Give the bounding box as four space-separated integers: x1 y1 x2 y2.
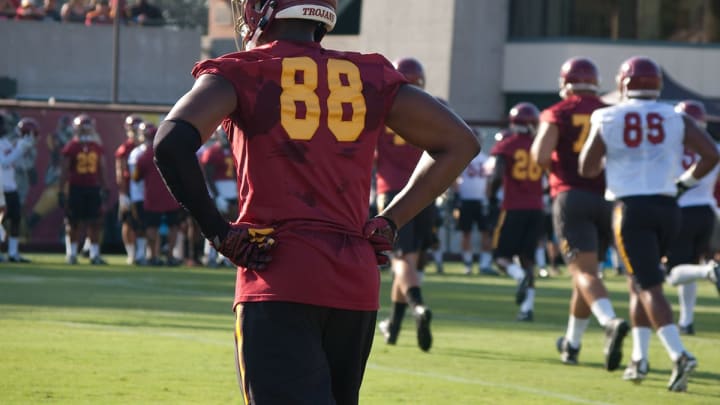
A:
578 125 605 178
381 84 480 227
531 121 559 169
487 155 505 199
681 115 719 181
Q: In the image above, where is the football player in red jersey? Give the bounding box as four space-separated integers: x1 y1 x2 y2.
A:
59 114 109 265
115 114 144 264
488 102 544 321
375 57 436 352
199 126 238 267
134 122 183 266
152 1 479 402
531 57 629 369
580 56 718 391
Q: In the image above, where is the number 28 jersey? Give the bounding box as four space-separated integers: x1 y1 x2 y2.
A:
591 99 684 199
192 40 407 311
490 133 543 210
62 139 104 187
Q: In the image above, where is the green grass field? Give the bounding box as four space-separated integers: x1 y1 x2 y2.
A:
1 254 718 404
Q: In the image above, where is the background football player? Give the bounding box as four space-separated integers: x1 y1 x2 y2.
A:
663 100 720 334
0 115 35 262
59 114 109 265
115 114 144 264
579 56 718 391
376 57 435 352
531 57 628 369
488 102 545 321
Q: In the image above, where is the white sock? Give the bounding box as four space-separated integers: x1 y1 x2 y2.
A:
657 324 685 362
82 237 91 252
520 288 535 312
535 246 546 268
631 327 652 362
90 243 100 259
462 251 473 266
8 237 19 257
479 252 492 269
590 298 616 328
173 233 185 259
125 243 135 262
433 249 443 264
135 238 147 261
677 283 697 327
70 242 78 257
65 235 73 257
667 263 713 286
507 263 525 281
565 315 590 348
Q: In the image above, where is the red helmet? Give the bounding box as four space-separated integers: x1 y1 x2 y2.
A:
675 100 707 128
559 57 599 97
508 102 540 134
124 114 144 132
616 56 662 99
73 114 96 134
138 121 157 140
394 57 426 88
232 0 337 50
16 117 40 137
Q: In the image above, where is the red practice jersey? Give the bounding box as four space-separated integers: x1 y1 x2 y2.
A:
193 40 407 311
540 94 607 197
375 126 422 194
491 133 544 210
135 145 180 213
200 143 236 182
114 138 136 183
62 139 105 187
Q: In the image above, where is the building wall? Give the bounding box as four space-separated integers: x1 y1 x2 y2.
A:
504 41 720 98
0 20 201 104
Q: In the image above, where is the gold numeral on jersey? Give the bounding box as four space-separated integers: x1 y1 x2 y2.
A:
571 114 591 153
281 57 320 140
511 149 542 181
280 57 366 142
76 151 98 174
224 157 235 178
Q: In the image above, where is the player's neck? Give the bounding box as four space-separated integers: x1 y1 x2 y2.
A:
258 20 317 45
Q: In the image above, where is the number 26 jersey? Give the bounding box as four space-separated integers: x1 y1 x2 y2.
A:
591 99 684 199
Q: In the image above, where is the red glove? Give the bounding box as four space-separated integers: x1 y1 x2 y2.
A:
211 225 276 270
362 216 398 268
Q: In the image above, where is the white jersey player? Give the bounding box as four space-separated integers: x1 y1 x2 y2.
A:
579 56 719 392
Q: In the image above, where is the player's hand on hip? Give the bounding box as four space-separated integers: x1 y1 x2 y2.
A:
212 224 276 270
362 215 398 268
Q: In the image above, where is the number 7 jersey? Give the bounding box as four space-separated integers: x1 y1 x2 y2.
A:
591 99 684 199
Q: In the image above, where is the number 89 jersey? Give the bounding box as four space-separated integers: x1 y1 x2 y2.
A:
591 99 684 199
192 41 407 230
490 133 544 210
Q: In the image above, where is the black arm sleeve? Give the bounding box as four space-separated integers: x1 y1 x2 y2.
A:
153 119 229 243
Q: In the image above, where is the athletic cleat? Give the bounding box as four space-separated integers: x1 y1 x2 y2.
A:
623 358 649 383
603 318 630 371
66 255 78 265
148 257 165 266
555 336 580 365
414 305 432 352
90 256 108 265
516 310 533 322
8 255 31 263
668 352 697 392
378 318 398 345
515 275 530 305
679 323 695 335
538 268 550 278
463 265 472 275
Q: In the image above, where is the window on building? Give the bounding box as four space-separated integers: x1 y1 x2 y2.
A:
509 0 720 43
328 0 362 35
